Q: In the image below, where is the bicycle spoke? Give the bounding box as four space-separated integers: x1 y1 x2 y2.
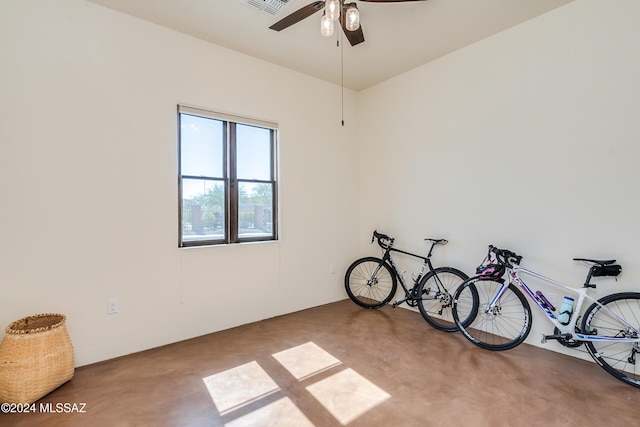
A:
345 257 397 308
454 279 531 351
583 293 640 387
417 267 469 332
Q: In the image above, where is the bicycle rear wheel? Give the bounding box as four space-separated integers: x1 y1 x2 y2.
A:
345 257 397 309
417 267 473 332
581 292 640 388
453 277 532 351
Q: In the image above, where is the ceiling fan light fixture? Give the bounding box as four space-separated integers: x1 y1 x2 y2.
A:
320 13 335 37
325 0 341 22
345 3 360 32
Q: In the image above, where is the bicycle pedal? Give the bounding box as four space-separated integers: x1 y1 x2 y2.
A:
542 333 572 343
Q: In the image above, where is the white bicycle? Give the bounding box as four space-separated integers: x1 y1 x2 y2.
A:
452 245 640 388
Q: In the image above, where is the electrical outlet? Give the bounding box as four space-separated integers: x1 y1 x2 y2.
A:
329 264 336 274
108 299 119 314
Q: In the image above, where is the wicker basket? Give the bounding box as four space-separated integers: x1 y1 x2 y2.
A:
0 313 75 403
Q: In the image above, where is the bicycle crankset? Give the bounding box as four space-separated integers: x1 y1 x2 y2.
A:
404 288 424 307
406 298 419 307
552 326 584 348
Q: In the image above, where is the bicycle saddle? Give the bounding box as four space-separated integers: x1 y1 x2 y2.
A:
573 257 616 265
425 238 448 245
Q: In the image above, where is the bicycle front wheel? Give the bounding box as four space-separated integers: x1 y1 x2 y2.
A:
453 277 532 351
581 292 640 388
345 257 397 309
417 267 472 332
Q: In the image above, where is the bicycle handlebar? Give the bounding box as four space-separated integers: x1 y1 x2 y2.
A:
371 230 394 250
489 245 522 267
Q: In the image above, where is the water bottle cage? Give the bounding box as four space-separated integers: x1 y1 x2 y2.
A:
558 296 575 325
558 308 573 325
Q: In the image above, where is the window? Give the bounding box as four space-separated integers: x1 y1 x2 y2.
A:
178 105 278 246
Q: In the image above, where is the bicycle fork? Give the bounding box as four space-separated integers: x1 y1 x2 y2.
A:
484 282 509 315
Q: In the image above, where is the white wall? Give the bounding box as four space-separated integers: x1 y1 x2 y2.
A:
0 0 360 366
2 0 638 368
358 0 640 358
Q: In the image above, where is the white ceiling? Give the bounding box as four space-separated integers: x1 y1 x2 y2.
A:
87 0 574 91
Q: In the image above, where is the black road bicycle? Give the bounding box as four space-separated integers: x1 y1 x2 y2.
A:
345 230 477 332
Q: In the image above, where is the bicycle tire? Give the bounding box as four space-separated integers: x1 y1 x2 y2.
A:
581 292 640 388
345 257 397 309
417 267 473 332
453 277 532 351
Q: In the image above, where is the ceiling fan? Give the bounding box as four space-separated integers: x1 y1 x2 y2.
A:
269 0 428 47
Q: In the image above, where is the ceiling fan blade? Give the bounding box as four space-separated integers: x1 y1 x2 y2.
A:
269 1 325 31
340 6 365 46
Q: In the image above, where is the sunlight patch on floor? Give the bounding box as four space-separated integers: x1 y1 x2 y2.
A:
272 341 342 381
224 396 315 427
202 361 280 415
306 368 391 425
203 342 390 425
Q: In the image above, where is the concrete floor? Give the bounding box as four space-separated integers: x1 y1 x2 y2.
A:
2 299 640 426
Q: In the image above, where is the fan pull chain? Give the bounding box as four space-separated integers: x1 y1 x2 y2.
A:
339 30 344 126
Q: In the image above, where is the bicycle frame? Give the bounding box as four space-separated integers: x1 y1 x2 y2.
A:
488 266 640 342
381 245 434 303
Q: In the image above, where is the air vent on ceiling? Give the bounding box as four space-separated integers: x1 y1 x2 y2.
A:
243 0 291 16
